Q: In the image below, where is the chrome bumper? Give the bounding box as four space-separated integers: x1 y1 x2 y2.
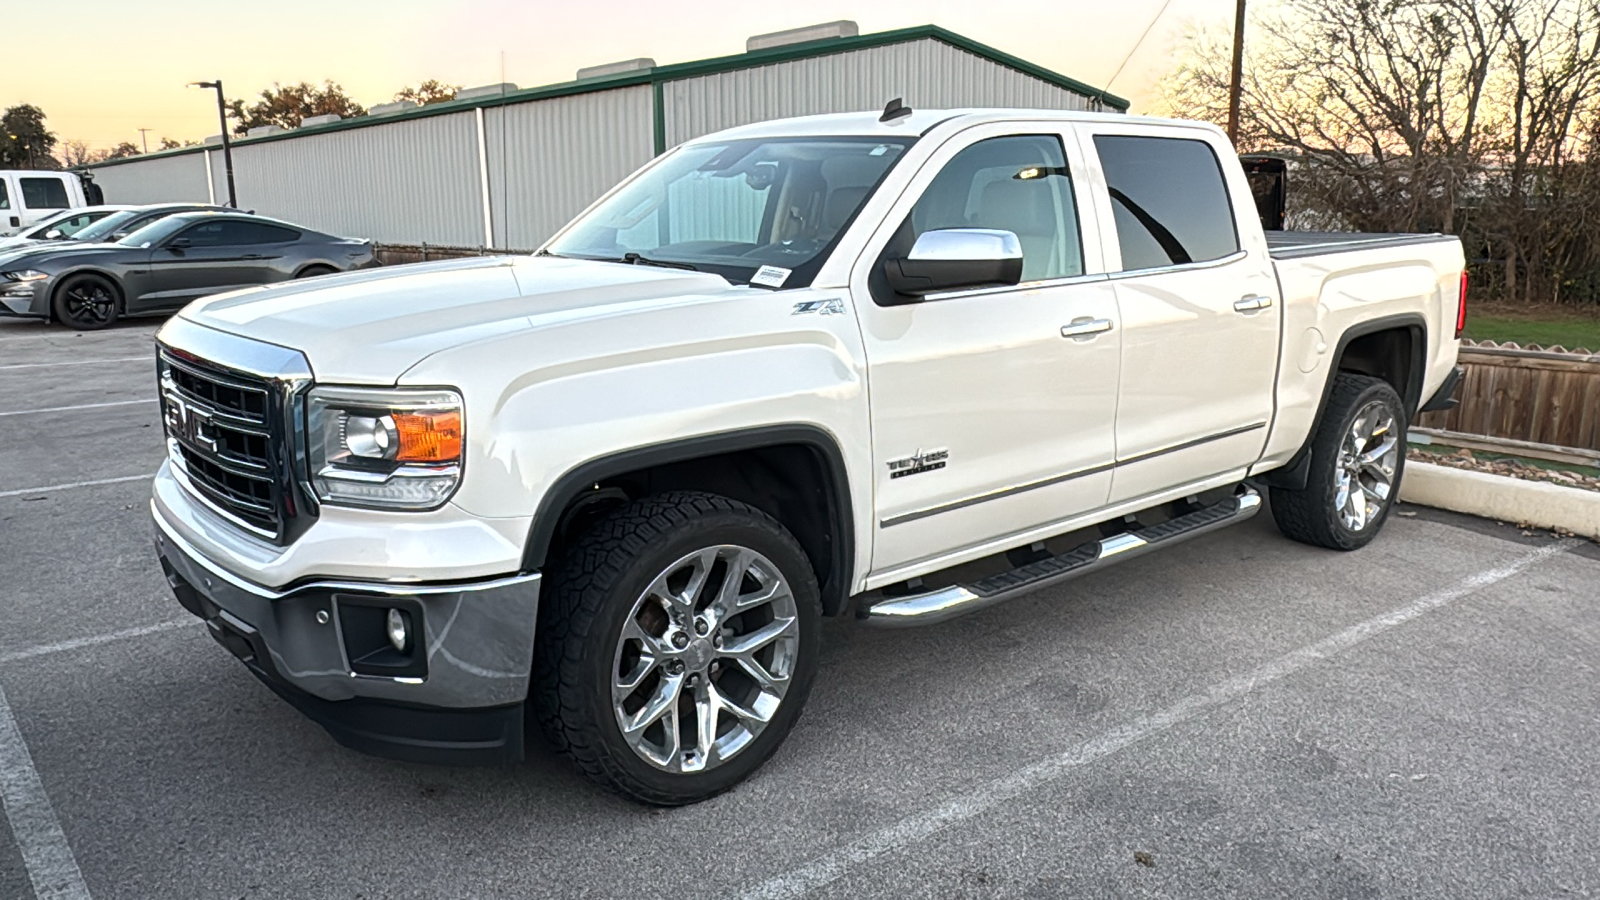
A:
153 504 541 709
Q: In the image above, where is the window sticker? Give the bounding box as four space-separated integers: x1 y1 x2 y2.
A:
751 265 791 288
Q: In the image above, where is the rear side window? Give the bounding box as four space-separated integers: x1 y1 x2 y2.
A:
0 180 9 210
1094 135 1239 271
20 177 70 209
251 223 301 243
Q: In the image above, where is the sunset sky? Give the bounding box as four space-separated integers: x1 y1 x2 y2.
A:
7 0 1233 151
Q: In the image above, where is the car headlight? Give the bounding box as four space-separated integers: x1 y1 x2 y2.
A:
306 386 464 510
2 270 48 282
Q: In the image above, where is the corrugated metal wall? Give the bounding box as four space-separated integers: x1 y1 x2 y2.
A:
662 39 1105 146
220 112 482 245
483 86 654 248
91 151 210 204
87 37 1112 249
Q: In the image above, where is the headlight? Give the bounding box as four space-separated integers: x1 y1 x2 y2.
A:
306 386 464 510
2 270 48 282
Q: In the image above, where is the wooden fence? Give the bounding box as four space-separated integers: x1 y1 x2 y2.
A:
1416 341 1600 452
371 243 525 266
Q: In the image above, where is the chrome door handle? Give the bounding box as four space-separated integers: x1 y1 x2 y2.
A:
1234 295 1274 312
1060 317 1114 339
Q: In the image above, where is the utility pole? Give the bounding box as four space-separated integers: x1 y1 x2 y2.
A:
1227 0 1247 146
138 128 151 154
188 80 237 208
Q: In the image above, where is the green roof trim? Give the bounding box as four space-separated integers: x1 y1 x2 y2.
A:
87 24 1126 170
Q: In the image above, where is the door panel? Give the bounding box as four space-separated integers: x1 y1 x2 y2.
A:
1074 125 1281 504
852 125 1120 576
138 220 264 310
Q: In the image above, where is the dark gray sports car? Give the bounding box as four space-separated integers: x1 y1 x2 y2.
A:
0 211 376 330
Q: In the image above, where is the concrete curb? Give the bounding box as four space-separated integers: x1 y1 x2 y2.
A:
1400 461 1600 539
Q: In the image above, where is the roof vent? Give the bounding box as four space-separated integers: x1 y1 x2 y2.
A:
368 100 418 116
300 113 343 127
456 83 519 100
746 20 858 52
576 58 656 80
246 125 285 138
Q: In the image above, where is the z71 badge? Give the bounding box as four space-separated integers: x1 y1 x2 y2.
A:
888 448 949 479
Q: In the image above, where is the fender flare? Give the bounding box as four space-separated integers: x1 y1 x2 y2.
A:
1262 312 1427 490
521 424 857 615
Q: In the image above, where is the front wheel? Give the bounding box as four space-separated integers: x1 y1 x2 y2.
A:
51 273 121 331
1270 373 1407 550
533 491 821 805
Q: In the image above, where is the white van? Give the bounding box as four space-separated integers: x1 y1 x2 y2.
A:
0 171 91 236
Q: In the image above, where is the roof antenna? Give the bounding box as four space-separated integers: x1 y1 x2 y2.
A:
879 98 913 124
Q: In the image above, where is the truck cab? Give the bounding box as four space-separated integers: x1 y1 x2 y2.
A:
0 170 90 235
150 108 1465 806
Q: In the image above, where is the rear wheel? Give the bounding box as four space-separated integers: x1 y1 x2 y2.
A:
1270 373 1406 550
296 265 337 279
51 273 120 331
533 491 821 805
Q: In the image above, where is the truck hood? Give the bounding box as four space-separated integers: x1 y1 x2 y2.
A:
178 255 738 383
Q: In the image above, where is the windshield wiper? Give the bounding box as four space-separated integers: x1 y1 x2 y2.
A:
618 252 698 271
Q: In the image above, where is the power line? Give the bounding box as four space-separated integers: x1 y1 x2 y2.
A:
1105 0 1179 92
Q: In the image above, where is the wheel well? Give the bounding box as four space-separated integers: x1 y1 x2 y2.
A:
295 263 336 278
529 433 854 616
1337 325 1423 415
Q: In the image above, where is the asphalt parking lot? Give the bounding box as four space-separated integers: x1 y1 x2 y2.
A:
2 315 1599 900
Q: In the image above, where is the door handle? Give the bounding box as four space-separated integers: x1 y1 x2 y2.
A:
1234 295 1274 312
1060 317 1114 339
241 254 268 260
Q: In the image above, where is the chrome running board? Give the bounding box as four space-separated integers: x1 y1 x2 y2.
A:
861 486 1262 628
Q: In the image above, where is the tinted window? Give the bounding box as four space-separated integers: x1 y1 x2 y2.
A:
0 181 9 210
20 177 70 209
251 223 300 243
910 135 1083 282
1094 135 1239 271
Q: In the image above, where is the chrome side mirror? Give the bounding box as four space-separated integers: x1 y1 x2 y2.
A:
884 228 1023 297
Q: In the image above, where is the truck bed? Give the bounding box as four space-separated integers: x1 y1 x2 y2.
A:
1266 231 1458 260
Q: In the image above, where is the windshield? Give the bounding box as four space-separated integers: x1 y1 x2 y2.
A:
20 209 81 239
546 136 912 288
75 210 144 243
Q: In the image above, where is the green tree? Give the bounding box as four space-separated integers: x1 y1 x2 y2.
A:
226 81 367 134
394 79 461 106
1 104 59 169
105 141 141 160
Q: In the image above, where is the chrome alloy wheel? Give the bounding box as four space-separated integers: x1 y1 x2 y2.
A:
611 544 800 774
1334 399 1400 532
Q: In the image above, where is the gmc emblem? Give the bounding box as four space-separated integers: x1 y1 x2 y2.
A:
163 393 218 453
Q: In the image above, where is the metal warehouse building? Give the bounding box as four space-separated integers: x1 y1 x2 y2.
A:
86 22 1126 250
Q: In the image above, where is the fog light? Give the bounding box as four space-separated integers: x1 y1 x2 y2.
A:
386 608 410 652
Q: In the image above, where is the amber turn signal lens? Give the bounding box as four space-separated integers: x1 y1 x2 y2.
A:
392 411 462 463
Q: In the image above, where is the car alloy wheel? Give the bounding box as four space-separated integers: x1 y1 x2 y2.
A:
1333 399 1399 532
611 544 800 774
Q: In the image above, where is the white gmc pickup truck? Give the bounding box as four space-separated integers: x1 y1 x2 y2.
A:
150 107 1466 805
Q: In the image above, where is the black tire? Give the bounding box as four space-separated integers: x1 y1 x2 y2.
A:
532 491 822 805
296 265 337 279
1270 373 1407 550
51 273 121 331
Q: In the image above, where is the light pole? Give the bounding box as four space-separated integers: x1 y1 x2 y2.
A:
138 128 150 154
188 80 237 208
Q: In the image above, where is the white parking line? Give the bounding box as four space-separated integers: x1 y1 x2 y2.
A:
0 679 93 900
0 357 152 372
740 541 1572 900
0 621 193 666
0 475 154 500
0 399 156 418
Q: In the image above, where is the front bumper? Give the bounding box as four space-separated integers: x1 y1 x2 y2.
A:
153 505 542 765
0 283 46 318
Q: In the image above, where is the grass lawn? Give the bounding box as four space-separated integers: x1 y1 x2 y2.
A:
1463 304 1600 350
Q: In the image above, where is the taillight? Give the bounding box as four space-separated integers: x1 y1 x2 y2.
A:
1455 271 1468 338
